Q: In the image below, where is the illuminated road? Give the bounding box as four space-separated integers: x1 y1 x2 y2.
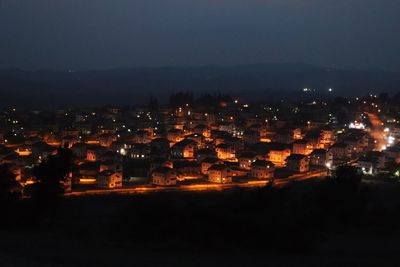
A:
65 170 327 197
365 112 385 151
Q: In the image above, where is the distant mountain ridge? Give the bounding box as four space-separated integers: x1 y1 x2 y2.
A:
1 63 399 108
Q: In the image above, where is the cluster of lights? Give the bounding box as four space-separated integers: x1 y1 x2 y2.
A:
349 121 366 130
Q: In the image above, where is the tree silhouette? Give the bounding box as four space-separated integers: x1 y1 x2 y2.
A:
313 165 366 227
0 164 20 201
30 146 72 206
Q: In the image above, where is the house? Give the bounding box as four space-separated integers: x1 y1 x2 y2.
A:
274 130 294 144
150 158 173 173
224 136 245 152
208 164 232 184
171 139 197 159
98 133 117 147
100 160 123 173
238 151 259 170
292 140 314 155
77 162 99 184
71 142 87 159
98 151 122 163
243 130 259 145
319 128 335 148
357 158 377 175
98 170 123 189
251 160 275 180
167 129 184 144
25 136 43 146
125 159 150 179
215 143 236 161
130 144 151 159
31 142 57 161
228 165 248 177
357 151 386 175
174 161 201 179
193 124 211 139
86 145 108 162
201 157 223 175
152 167 177 186
343 130 370 153
329 142 352 162
110 140 132 155
14 145 32 157
310 149 333 168
384 145 400 164
292 128 303 140
132 130 152 144
186 134 204 148
286 154 310 173
62 135 79 148
268 144 291 167
62 129 80 138
218 122 235 134
150 138 170 154
196 148 217 162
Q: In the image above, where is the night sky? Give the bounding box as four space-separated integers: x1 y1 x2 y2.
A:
1 0 399 71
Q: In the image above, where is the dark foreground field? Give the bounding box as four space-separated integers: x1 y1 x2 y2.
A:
2 179 400 266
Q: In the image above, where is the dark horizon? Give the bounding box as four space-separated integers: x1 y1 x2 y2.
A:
3 61 400 74
1 62 400 108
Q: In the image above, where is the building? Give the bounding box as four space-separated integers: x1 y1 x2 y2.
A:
384 145 400 164
329 142 352 162
171 139 197 159
86 145 108 162
98 170 123 189
243 130 259 145
62 135 79 148
167 129 184 144
238 151 259 170
150 138 170 154
150 158 173 173
274 130 294 144
193 124 211 139
268 145 291 167
357 151 386 175
152 167 177 186
286 154 310 173
215 143 236 161
132 130 152 144
98 133 117 147
208 164 232 184
310 149 333 168
319 128 335 148
292 140 314 155
174 161 201 179
201 157 223 175
251 160 275 179
130 144 151 159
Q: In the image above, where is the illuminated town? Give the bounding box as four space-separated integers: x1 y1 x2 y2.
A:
1 92 399 197
3 0 400 264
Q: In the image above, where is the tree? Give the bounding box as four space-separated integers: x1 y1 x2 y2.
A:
313 165 366 227
332 165 362 194
31 146 72 205
0 164 21 201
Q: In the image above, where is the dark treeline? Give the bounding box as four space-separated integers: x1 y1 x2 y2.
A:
0 146 72 227
2 64 400 108
2 164 400 259
168 92 234 109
